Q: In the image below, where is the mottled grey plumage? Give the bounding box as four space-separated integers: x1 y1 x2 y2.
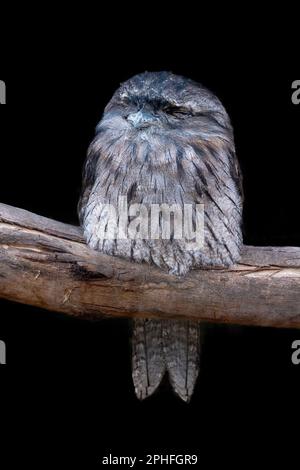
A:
132 319 200 401
78 71 243 401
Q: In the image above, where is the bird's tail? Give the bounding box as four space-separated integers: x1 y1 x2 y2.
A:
132 318 200 402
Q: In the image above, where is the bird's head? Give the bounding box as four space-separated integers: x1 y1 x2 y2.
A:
91 72 233 163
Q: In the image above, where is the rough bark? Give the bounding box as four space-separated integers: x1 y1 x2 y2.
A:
0 203 299 329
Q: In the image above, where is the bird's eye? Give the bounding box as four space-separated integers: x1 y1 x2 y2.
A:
121 96 131 106
164 105 189 117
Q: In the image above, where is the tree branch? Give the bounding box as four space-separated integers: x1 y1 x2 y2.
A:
0 202 299 329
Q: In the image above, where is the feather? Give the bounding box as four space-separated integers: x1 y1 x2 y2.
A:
164 320 200 402
132 318 166 400
132 319 200 401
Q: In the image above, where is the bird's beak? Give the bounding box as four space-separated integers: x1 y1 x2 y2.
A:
127 109 158 128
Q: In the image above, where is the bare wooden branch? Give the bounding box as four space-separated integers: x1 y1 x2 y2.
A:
0 202 299 329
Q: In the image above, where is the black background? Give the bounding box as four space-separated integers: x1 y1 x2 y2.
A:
0 27 299 468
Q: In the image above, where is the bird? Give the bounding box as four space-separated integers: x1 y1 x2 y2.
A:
78 71 243 402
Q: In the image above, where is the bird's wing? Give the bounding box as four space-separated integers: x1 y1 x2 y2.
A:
77 143 99 225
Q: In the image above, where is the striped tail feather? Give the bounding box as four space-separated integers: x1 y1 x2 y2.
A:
132 318 200 401
164 319 200 402
132 319 166 400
